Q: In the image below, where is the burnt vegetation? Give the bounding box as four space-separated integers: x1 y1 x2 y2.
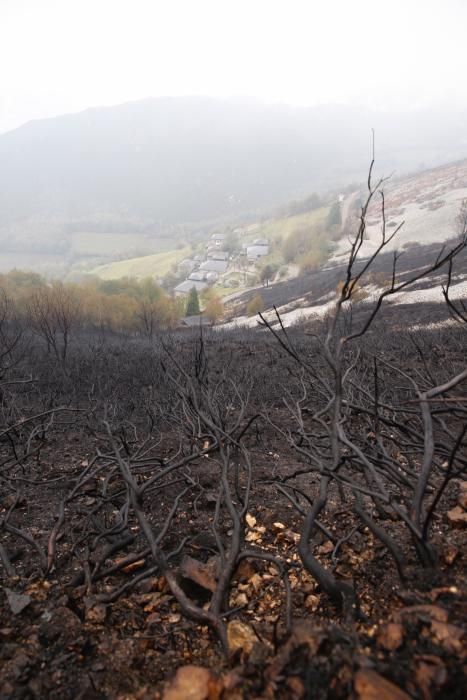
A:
1 174 466 699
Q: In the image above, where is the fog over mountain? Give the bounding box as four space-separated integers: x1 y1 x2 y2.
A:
1 96 466 266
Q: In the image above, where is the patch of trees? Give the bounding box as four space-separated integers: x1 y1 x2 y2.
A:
0 271 185 355
259 264 276 287
282 226 332 271
277 192 322 218
327 200 342 227
185 287 201 317
203 295 224 324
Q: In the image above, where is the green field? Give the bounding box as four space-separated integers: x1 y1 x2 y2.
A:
91 247 191 280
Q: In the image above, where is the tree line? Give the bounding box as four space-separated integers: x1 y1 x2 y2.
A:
0 271 204 360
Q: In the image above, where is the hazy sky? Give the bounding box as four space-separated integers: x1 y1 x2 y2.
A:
1 0 466 133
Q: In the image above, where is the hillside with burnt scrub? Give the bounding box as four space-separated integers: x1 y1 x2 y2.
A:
1 187 466 698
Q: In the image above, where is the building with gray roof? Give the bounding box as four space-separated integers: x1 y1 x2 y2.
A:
199 260 228 274
174 280 208 296
247 244 269 260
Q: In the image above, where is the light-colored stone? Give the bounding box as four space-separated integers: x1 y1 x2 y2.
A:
227 620 257 654
377 622 404 651
447 506 467 528
163 665 220 700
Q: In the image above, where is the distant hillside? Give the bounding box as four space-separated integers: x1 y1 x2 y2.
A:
222 159 467 326
223 239 467 330
1 96 467 274
333 159 467 260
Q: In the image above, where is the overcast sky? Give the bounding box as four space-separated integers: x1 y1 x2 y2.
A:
1 0 466 133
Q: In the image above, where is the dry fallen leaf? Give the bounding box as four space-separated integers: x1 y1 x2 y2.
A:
264 621 323 689
230 592 248 608
447 505 467 528
163 665 221 700
25 580 51 602
181 555 218 593
317 541 334 555
143 592 170 613
377 622 404 651
85 603 107 624
354 669 411 700
442 543 459 566
245 513 257 528
304 594 320 612
167 613 181 624
155 575 169 592
273 522 286 530
245 530 262 543
146 612 161 626
234 560 257 582
227 620 257 655
277 529 300 544
249 574 262 592
289 574 299 590
119 558 146 574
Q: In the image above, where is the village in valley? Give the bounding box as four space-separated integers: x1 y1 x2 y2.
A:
173 228 271 311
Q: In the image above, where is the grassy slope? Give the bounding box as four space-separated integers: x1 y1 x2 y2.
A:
211 207 331 297
91 247 191 280
245 206 330 268
252 207 329 242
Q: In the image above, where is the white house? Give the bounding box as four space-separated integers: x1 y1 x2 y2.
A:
210 233 226 248
188 271 206 282
246 242 269 261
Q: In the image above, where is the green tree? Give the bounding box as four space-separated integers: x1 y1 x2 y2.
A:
299 250 323 273
260 264 275 287
283 226 312 263
223 230 240 255
186 287 200 316
327 201 342 227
